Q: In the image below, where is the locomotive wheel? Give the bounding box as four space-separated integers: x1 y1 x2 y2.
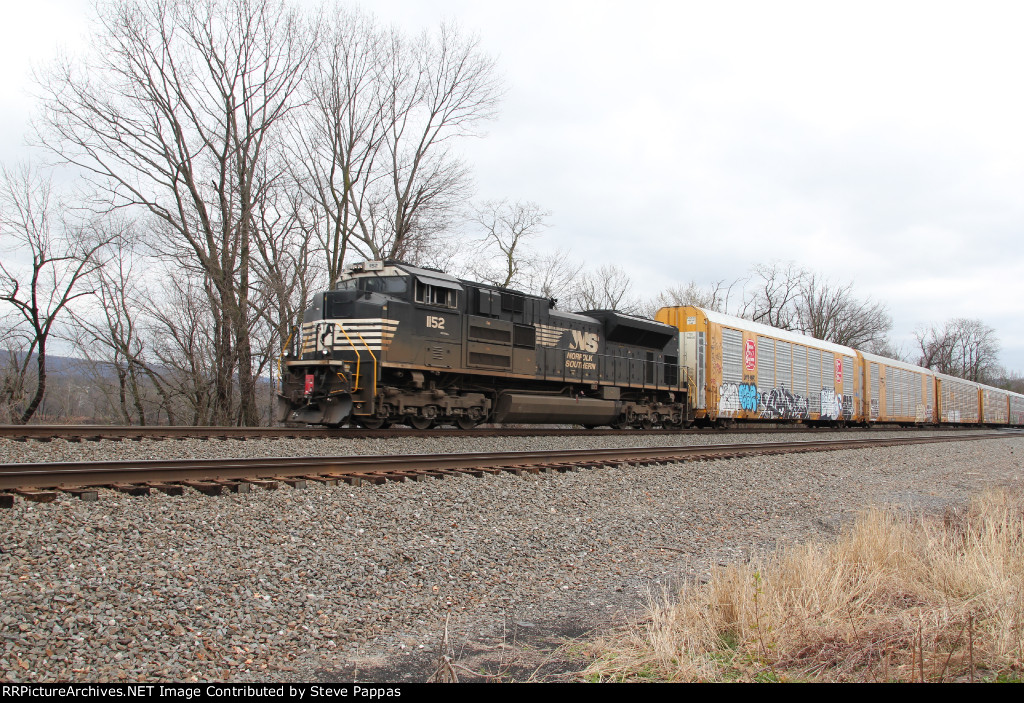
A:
408 416 435 430
640 418 654 430
455 416 479 430
358 416 390 430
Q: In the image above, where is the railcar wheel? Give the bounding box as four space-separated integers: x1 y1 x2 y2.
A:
408 416 435 430
455 416 479 430
640 418 654 430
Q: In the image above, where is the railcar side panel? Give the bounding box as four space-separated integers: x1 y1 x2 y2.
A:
656 306 860 423
1011 394 1024 425
859 352 936 423
980 385 1010 425
936 374 981 424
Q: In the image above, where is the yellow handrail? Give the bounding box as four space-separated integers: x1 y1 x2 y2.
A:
352 329 378 400
334 325 363 391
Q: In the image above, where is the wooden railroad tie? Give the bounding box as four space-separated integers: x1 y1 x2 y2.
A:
58 487 99 502
213 480 250 494
147 482 185 496
12 487 58 503
107 483 151 497
182 481 224 496
347 473 387 485
0 493 14 509
244 479 279 490
304 475 338 486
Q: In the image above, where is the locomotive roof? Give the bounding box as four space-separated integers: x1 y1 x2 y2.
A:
583 309 677 335
390 262 464 287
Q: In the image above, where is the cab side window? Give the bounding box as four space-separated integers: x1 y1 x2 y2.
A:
414 280 458 308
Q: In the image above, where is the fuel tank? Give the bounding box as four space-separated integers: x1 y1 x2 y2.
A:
493 393 621 425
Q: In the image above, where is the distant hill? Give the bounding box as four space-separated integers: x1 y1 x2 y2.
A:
0 351 122 379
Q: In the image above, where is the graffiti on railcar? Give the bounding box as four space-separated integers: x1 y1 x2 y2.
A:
870 399 879 420
718 382 761 416
820 388 842 420
842 394 854 420
915 404 928 423
760 386 809 419
738 382 759 411
719 383 739 416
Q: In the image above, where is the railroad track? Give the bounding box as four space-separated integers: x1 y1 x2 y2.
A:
0 423 975 442
0 431 1007 508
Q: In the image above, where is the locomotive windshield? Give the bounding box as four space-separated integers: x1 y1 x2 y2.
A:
334 275 409 295
362 276 408 295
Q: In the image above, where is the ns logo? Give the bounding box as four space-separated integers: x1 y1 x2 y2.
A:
570 330 599 353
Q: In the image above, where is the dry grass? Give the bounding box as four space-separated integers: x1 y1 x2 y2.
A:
585 488 1024 682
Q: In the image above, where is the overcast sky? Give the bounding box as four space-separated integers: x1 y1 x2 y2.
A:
3 0 1023 371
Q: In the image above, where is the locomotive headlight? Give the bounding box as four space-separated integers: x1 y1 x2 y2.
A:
321 349 329 356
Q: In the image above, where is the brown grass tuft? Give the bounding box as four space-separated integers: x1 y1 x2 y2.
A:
585 488 1024 682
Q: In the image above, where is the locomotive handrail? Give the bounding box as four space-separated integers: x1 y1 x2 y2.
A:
330 323 379 416
351 329 378 402
333 325 365 392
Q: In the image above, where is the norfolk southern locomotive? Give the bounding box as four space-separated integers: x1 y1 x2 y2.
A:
277 261 690 429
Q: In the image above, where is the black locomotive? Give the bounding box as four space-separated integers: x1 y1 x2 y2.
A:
277 261 690 429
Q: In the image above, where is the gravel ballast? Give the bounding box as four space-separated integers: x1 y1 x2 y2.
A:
1 431 1021 682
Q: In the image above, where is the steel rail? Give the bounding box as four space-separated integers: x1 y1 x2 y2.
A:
0 423 978 442
0 432 1005 491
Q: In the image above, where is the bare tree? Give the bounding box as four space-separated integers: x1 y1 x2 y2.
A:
0 322 33 424
36 0 315 425
647 262 893 349
67 218 176 424
567 264 641 313
144 268 221 425
794 273 892 348
739 262 807 330
374 23 502 262
530 249 577 302
290 5 385 286
989 368 1024 394
250 164 321 377
0 164 109 423
466 199 549 289
862 336 905 361
294 13 503 281
645 278 740 317
916 318 1001 382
